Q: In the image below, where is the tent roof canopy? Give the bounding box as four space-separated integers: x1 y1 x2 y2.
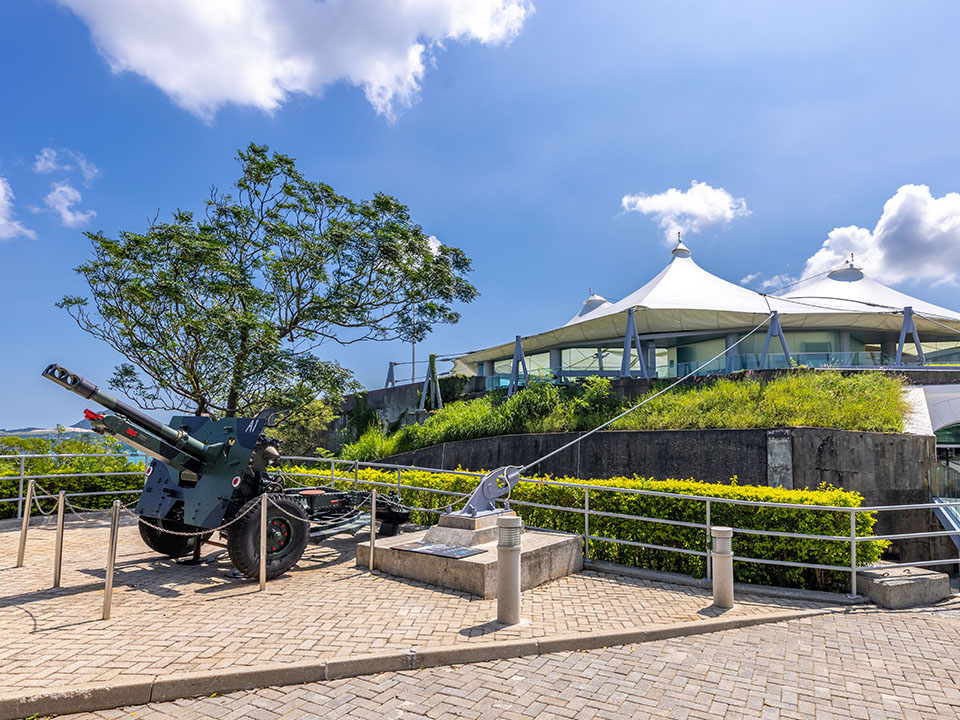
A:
455 242 960 370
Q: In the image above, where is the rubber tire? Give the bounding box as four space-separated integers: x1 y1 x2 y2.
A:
227 494 309 580
138 517 207 558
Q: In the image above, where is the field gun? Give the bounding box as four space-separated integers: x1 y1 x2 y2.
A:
42 363 409 579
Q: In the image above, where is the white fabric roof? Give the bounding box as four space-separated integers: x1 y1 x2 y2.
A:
572 241 771 324
565 293 613 326
453 243 960 371
778 266 960 320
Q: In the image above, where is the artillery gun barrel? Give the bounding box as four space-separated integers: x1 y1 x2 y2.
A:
41 363 212 463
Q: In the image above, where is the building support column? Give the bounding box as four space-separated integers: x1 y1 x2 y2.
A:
620 308 650 379
759 311 792 369
507 336 529 397
895 306 926 366
724 333 741 374
549 348 562 381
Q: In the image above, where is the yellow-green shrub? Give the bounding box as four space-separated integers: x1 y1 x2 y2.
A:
286 465 886 593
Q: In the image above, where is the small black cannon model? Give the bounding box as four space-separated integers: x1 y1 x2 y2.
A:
42 363 409 579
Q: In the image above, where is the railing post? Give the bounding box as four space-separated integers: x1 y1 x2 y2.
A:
705 499 712 581
369 490 377 572
102 500 120 620
583 488 590 560
849 509 858 597
16 480 34 568
397 468 402 495
330 458 335 484
53 491 65 588
259 494 268 592
711 526 734 608
353 461 359 491
16 454 25 519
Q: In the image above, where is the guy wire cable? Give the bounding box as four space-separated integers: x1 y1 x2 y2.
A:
519 313 774 476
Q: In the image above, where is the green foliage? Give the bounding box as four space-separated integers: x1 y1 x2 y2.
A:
292 464 885 592
270 398 336 457
340 371 908 461
58 142 477 418
0 436 144 519
344 392 379 442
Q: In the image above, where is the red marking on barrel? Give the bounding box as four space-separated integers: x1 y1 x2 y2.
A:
232 476 241 487
126 429 138 437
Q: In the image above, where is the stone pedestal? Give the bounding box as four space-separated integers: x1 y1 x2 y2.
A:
357 523 582 599
419 511 516 548
858 567 952 608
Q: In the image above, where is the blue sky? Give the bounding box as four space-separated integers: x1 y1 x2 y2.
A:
3 0 960 428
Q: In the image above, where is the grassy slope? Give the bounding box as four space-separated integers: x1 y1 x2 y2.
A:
340 371 908 461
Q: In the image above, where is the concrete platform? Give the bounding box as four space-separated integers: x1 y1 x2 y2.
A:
357 529 583 599
857 567 952 608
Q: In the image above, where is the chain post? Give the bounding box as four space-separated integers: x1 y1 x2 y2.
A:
583 488 590 560
16 480 34 567
102 500 120 620
369 489 377 572
259 494 268 591
849 509 857 597
705 499 712 581
16 454 25 519
53 491 65 588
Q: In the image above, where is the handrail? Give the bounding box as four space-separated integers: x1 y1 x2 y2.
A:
5 452 960 598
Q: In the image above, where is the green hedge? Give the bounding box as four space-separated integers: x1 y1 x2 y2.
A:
286 465 886 593
0 436 144 518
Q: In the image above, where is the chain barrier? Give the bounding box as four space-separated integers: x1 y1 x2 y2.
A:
120 499 261 537
265 494 366 528
30 483 57 516
63 496 139 523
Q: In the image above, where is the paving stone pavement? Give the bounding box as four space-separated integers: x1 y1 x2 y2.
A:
61 600 960 720
0 517 832 695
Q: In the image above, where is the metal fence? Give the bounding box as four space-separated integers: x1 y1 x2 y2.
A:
4 452 960 598
0 453 147 519
279 456 960 597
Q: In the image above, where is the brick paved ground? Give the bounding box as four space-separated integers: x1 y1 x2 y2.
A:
64 600 960 720
0 517 831 695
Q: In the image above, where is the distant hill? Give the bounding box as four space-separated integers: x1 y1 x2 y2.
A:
0 425 95 439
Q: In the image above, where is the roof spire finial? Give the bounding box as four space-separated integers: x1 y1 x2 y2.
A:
671 232 691 258
849 252 855 268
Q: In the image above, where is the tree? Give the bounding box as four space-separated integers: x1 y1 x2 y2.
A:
59 143 478 419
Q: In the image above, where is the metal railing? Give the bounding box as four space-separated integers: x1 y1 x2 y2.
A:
0 452 147 519
5 452 960 598
280 456 960 596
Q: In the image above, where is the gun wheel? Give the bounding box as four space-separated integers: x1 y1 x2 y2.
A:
138 517 210 558
227 494 309 580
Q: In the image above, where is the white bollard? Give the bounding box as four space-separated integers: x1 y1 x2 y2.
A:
497 515 523 625
711 526 734 609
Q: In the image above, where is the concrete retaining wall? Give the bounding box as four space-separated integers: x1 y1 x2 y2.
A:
383 427 951 565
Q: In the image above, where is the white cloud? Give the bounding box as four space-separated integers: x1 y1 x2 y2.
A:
33 147 69 174
59 0 533 121
0 177 36 241
621 180 750 244
44 182 96 228
33 147 100 184
801 184 960 286
426 234 442 256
